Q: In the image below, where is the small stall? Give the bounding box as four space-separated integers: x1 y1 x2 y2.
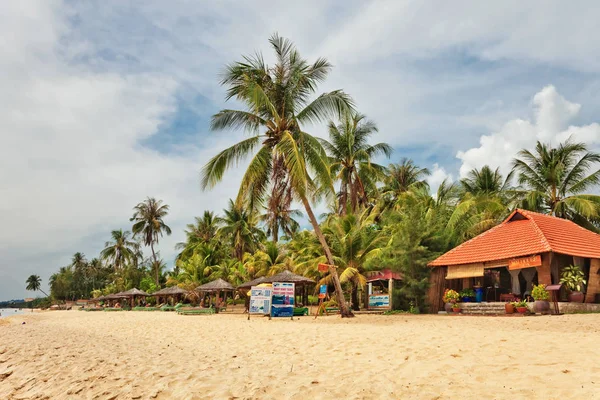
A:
195 278 235 313
366 269 402 311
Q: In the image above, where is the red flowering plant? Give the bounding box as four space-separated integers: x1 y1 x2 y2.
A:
443 289 460 304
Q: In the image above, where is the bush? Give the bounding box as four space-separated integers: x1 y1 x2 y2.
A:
532 284 549 301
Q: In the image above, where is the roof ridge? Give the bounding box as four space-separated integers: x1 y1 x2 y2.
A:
522 213 553 252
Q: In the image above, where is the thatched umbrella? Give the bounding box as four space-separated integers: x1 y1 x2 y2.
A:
118 288 150 308
237 276 268 289
195 279 235 312
263 270 315 307
152 286 188 305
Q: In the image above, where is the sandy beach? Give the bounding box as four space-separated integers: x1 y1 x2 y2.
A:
1 311 599 400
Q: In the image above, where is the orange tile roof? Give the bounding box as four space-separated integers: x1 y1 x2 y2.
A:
429 209 600 266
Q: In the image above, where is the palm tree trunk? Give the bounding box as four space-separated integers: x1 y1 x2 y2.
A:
151 242 159 286
300 195 353 318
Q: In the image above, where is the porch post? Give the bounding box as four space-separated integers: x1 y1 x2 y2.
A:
537 252 553 285
585 258 600 303
388 278 393 310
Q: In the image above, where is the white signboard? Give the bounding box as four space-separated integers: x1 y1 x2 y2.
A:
249 286 272 315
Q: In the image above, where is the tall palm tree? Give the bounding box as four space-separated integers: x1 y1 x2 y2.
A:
25 275 49 297
382 158 430 203
201 34 355 316
100 229 140 270
260 174 302 242
512 139 600 228
460 165 514 197
130 197 172 285
218 199 263 261
321 113 392 215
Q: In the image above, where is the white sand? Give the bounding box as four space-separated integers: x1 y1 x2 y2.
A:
1 311 599 399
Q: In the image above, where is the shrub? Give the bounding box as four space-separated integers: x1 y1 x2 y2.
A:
532 284 549 301
442 289 460 303
560 265 587 292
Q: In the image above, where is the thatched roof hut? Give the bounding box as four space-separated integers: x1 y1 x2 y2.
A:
195 278 235 292
104 293 127 300
151 286 188 296
237 276 268 289
262 270 315 286
119 288 150 297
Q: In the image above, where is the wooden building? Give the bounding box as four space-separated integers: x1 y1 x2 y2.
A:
427 209 600 312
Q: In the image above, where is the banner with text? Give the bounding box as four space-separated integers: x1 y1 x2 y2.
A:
249 286 273 315
271 282 295 318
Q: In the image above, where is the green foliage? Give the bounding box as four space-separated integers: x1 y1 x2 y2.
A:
460 288 475 298
443 289 460 303
531 284 550 301
560 265 587 292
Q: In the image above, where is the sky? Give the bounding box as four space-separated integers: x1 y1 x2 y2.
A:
2 1 600 300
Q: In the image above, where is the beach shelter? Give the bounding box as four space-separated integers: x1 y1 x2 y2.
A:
427 209 600 312
262 270 315 307
118 288 150 308
152 286 188 305
195 279 235 312
237 277 270 311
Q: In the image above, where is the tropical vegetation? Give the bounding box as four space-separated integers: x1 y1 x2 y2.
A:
34 35 600 315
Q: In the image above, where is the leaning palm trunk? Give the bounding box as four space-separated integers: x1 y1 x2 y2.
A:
301 196 353 317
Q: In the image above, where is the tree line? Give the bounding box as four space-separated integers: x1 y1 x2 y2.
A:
28 35 600 316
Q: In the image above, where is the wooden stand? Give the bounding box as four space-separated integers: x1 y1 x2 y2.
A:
546 284 563 315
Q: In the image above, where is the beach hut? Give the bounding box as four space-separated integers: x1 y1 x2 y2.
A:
262 270 315 307
366 269 402 311
118 288 150 308
152 286 188 306
195 279 235 312
427 209 600 314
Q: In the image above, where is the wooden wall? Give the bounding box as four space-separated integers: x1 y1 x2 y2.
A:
585 258 600 303
426 267 447 313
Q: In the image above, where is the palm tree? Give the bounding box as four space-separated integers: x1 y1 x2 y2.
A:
25 275 49 297
382 158 430 203
260 177 302 242
447 165 515 243
130 197 172 285
321 113 392 215
512 139 600 228
201 34 355 316
320 211 388 310
100 229 140 270
218 199 264 261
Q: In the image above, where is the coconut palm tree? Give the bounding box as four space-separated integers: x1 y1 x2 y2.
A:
512 139 600 228
201 34 355 316
260 175 302 242
321 113 392 215
319 211 389 311
218 200 263 261
130 197 172 285
25 275 49 297
100 229 140 270
382 158 430 203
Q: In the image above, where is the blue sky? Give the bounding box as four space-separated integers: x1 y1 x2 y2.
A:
1 1 600 300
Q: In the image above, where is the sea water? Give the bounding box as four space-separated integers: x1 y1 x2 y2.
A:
0 308 26 318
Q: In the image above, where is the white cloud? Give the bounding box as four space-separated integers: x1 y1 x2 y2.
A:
457 85 600 178
0 1 246 298
427 163 453 194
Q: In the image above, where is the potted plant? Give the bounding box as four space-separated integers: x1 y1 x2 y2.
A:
460 288 475 302
442 289 460 312
451 303 461 314
513 300 529 314
531 284 550 314
560 265 587 303
505 302 515 314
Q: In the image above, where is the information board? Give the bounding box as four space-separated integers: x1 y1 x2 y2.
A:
249 286 272 315
318 284 327 299
271 282 295 318
368 294 390 309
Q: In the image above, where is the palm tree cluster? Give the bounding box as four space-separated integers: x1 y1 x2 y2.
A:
38 35 600 314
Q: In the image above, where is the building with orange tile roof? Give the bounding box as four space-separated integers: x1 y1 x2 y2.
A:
427 209 600 312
